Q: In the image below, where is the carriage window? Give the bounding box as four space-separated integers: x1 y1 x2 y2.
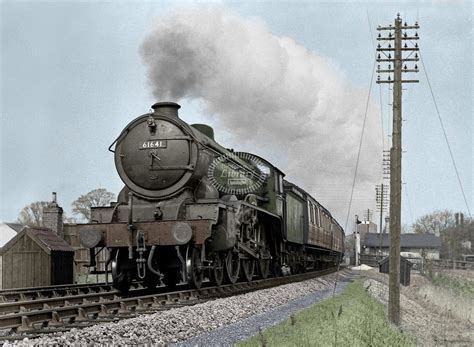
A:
310 204 314 224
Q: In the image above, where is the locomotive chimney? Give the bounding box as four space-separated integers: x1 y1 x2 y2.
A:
151 102 181 118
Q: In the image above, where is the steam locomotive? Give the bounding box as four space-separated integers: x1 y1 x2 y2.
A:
78 102 344 291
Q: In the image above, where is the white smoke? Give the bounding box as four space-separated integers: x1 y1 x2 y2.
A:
141 6 382 227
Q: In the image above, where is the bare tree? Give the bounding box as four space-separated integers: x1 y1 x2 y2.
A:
401 224 412 234
72 188 115 222
17 201 49 226
412 210 455 236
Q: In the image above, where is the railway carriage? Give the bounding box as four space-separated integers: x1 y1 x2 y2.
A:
76 102 344 291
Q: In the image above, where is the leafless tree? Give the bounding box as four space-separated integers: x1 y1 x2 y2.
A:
412 209 472 259
72 188 115 222
412 210 455 236
16 201 49 226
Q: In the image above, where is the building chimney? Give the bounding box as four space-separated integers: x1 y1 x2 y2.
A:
151 102 181 118
43 192 64 238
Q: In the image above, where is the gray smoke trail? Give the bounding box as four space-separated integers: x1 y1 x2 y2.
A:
141 6 382 226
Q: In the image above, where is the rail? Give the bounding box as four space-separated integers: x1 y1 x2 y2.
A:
0 268 338 336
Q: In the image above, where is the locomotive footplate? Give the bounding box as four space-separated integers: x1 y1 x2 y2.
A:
79 219 213 248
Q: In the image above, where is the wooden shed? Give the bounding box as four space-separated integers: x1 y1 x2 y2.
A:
0 226 74 289
379 256 413 286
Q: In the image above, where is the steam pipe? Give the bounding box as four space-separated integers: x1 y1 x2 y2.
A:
127 192 135 260
147 246 162 277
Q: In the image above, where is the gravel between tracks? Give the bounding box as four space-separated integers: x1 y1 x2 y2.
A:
2 271 352 346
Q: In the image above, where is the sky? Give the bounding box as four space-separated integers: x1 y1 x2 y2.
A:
0 0 472 232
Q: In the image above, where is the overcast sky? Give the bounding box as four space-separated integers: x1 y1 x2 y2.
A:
1 0 472 231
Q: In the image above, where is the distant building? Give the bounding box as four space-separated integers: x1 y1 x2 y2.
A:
356 221 378 235
362 233 441 260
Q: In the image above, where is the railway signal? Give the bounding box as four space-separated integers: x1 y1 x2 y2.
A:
376 14 419 326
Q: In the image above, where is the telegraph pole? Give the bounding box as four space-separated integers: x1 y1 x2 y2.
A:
376 183 388 258
376 14 419 325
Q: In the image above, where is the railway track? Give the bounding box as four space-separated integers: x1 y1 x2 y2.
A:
0 268 337 340
0 282 143 303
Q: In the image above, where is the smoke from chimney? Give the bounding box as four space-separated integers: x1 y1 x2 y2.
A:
140 6 383 224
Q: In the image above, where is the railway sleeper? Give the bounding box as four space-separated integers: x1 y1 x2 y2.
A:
16 316 34 332
48 311 64 328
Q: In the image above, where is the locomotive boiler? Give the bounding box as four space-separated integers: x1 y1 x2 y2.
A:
79 102 344 291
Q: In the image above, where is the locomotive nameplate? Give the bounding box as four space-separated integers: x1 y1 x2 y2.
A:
139 140 167 149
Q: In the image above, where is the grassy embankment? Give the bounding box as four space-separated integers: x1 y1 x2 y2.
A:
425 270 474 298
238 280 416 347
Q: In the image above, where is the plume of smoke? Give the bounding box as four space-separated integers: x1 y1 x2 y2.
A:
141 6 382 227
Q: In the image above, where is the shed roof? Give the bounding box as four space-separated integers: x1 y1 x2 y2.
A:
27 227 74 253
5 223 27 233
0 227 74 254
363 233 441 249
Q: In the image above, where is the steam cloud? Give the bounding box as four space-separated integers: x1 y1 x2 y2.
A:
141 6 382 227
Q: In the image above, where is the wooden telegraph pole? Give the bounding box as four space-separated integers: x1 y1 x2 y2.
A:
376 14 419 325
376 183 388 258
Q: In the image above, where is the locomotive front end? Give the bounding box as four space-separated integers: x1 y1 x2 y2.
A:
114 102 201 199
79 102 219 291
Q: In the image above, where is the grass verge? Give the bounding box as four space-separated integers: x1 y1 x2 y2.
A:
237 280 416 347
425 271 474 298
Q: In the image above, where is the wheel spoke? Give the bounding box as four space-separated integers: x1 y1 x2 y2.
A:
241 259 255 282
225 250 240 284
210 254 224 286
190 247 203 289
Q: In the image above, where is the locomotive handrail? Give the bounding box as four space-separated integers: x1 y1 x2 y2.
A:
108 128 129 153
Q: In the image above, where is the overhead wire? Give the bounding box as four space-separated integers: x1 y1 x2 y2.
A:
419 52 472 219
334 9 377 297
343 11 377 234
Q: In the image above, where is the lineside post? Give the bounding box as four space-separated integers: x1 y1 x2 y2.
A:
376 13 419 325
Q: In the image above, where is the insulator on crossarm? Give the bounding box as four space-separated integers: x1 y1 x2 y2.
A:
388 64 391 69
415 64 418 70
377 43 381 48
389 32 392 38
377 64 380 69
388 75 391 81
377 75 381 81
388 53 391 59
415 53 419 59
403 32 407 37
388 43 391 48
378 33 381 38
404 22 407 27
415 32 419 38
404 65 407 70
415 42 418 48
378 53 381 59
404 43 407 48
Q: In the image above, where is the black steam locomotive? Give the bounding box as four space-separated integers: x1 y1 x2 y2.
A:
78 102 344 291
